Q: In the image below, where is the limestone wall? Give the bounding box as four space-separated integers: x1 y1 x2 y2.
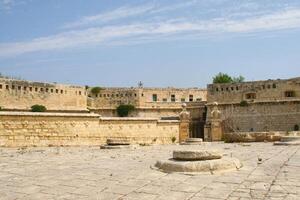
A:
0 78 87 111
207 77 300 104
207 101 300 133
0 112 179 147
88 87 207 117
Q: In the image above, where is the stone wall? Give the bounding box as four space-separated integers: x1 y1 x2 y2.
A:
207 77 300 104
206 101 300 133
0 78 87 112
0 112 179 147
88 87 207 117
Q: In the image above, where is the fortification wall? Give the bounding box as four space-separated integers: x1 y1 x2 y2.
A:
0 78 87 111
207 77 300 104
207 101 300 133
0 112 179 147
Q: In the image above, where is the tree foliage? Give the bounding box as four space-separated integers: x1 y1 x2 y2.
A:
91 87 102 95
31 105 47 112
213 73 245 84
116 104 135 117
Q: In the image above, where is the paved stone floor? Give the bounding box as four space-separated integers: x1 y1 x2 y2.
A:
0 143 299 200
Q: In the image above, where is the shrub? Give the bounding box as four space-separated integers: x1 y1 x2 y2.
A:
213 73 245 84
116 104 135 117
171 136 176 143
213 73 233 83
31 105 47 112
240 100 249 107
91 87 102 95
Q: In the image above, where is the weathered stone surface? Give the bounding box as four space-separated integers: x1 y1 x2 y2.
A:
100 145 138 149
173 150 222 161
185 138 203 143
274 136 300 146
155 157 242 173
106 138 131 146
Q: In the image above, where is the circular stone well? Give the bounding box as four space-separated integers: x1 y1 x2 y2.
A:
154 150 242 174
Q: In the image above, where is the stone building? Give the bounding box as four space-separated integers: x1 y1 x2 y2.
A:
0 77 87 112
207 77 300 134
88 87 207 118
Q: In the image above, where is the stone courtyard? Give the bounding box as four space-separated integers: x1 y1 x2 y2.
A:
0 143 299 200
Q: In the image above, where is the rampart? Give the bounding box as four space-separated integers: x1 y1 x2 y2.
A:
0 112 179 147
0 78 87 112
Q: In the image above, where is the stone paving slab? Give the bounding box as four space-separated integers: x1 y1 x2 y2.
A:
0 143 299 199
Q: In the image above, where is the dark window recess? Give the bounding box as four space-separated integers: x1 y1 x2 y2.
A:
29 87 33 91
285 91 295 97
273 84 276 88
171 95 176 102
12 85 15 89
181 98 185 102
152 94 157 102
163 98 167 102
40 88 44 92
18 86 21 90
294 124 299 131
6 85 9 90
0 84 2 89
245 93 256 99
189 95 193 102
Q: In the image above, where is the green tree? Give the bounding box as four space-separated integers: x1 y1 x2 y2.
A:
213 73 233 83
31 105 47 112
213 73 245 84
91 87 102 95
232 75 245 83
116 104 135 117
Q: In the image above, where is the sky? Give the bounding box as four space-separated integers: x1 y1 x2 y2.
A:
0 0 300 88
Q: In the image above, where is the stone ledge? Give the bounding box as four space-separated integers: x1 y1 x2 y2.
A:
0 111 100 118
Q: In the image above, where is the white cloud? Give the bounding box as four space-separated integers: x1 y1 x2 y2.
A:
1 8 300 57
63 4 155 29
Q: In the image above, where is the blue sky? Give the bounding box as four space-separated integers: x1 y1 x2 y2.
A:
1 0 300 87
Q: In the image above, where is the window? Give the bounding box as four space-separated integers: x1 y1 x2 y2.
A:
141 93 144 97
163 98 167 102
245 93 256 99
221 88 224 91
18 86 21 90
107 94 110 97
24 87 27 91
12 85 15 90
189 95 193 102
216 88 219 92
236 86 239 91
134 93 137 97
50 89 53 93
40 88 44 92
111 94 114 97
99 94 102 97
152 94 157 102
267 85 271 89
78 91 81 95
181 98 185 102
285 91 295 97
56 89 59 93
35 88 38 92
262 85 265 89
103 94 106 97
273 84 276 88
0 84 2 89
46 88 49 92
6 85 9 90
29 87 33 91
171 94 176 102
231 87 234 91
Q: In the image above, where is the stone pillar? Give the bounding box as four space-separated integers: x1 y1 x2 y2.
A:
204 102 223 141
179 103 190 143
